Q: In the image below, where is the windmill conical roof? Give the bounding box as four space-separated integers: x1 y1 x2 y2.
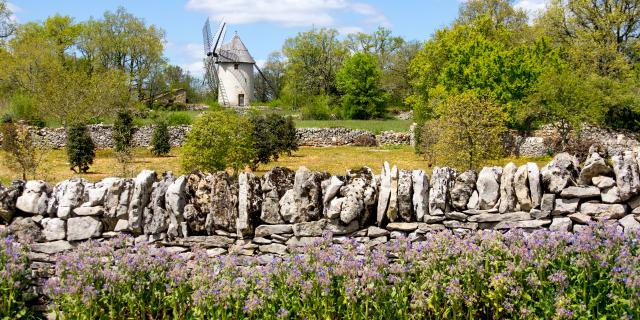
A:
218 33 255 64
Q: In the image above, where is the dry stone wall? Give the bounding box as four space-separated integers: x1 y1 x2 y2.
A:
3 148 640 263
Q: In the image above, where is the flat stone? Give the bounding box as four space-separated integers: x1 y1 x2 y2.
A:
390 231 406 239
417 223 446 232
206 248 227 257
549 217 572 232
444 211 467 221
494 220 551 229
176 236 235 248
580 203 627 220
386 222 420 232
443 220 478 230
255 224 294 237
286 236 324 247
553 198 579 215
293 220 327 237
67 217 102 241
113 219 129 232
327 220 359 235
259 243 288 255
530 209 549 219
365 236 388 249
559 186 600 199
468 211 531 223
73 206 104 216
619 215 640 234
252 237 272 245
578 153 612 186
627 194 640 209
423 215 445 223
592 176 616 189
367 226 389 238
31 240 73 254
568 212 592 224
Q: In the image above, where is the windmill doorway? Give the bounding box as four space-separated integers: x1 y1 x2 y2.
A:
238 94 245 106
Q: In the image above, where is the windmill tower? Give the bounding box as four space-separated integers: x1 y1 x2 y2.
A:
203 19 273 108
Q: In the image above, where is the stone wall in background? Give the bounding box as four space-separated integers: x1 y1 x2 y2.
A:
3 123 638 156
3 149 640 267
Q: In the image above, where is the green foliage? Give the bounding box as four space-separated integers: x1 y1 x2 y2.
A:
336 53 388 119
8 93 44 127
113 110 134 153
165 111 193 126
66 123 95 173
420 92 506 170
182 110 255 174
1 120 46 180
151 118 170 156
248 114 299 169
300 95 337 120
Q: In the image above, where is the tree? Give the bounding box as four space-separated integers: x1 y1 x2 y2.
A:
420 93 506 170
113 110 134 153
254 51 285 102
151 118 170 156
0 0 15 39
247 113 299 169
279 115 298 156
522 69 606 150
1 118 47 180
182 110 255 174
539 0 640 78
337 53 388 119
66 123 95 173
281 28 347 107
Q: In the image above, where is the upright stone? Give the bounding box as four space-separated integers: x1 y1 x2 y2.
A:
612 151 640 201
514 165 532 212
322 176 344 213
143 172 174 235
499 163 518 213
476 167 502 210
166 176 187 239
15 180 49 215
450 170 477 211
260 167 294 224
429 167 456 215
55 179 86 219
527 162 542 209
387 165 399 222
128 170 156 234
208 172 239 233
67 217 102 241
0 181 24 222
397 170 413 222
340 167 376 225
541 153 579 194
280 167 329 223
411 170 429 222
237 172 262 238
376 162 391 225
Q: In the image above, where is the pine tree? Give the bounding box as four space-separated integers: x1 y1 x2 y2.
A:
113 110 134 153
151 119 170 156
66 123 95 173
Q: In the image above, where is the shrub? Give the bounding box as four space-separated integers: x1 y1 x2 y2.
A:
1 119 47 180
165 111 193 126
280 115 298 156
44 225 640 319
9 93 45 127
353 134 378 147
151 118 170 156
336 52 388 119
420 93 506 170
300 95 335 120
66 123 95 173
248 114 299 169
1 236 34 319
182 110 255 174
113 110 134 153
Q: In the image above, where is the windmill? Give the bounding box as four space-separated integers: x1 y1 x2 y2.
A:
202 18 275 107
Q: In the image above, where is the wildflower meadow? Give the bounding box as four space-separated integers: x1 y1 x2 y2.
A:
2 224 639 319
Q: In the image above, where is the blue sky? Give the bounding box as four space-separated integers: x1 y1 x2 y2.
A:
8 0 547 77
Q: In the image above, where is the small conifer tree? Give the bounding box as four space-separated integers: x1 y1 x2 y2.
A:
66 123 95 173
113 110 134 153
151 118 170 156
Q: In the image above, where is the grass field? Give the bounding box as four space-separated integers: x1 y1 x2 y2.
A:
0 146 551 184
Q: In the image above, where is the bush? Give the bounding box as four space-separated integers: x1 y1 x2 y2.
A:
44 225 640 319
353 134 378 147
9 93 45 127
182 110 255 174
1 119 47 180
300 95 335 120
248 114 299 169
151 119 170 156
336 52 388 119
165 112 193 126
1 236 34 319
113 110 134 153
66 123 95 173
420 93 506 170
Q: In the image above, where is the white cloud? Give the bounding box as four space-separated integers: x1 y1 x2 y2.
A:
186 0 389 27
6 2 20 22
337 26 364 35
181 61 205 77
514 0 548 14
